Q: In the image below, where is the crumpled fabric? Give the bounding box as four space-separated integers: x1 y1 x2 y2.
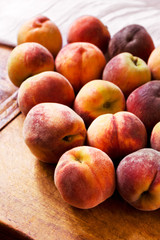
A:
0 0 159 47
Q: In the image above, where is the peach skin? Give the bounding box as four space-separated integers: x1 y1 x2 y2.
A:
7 42 54 87
150 122 160 151
148 46 160 79
87 111 147 164
117 148 160 211
18 71 75 115
102 52 151 97
55 42 106 93
23 103 86 164
67 15 110 54
73 79 125 127
126 80 160 133
54 146 115 209
108 24 155 63
17 15 62 58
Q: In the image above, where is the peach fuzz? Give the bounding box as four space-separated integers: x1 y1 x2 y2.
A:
150 122 160 151
116 148 160 211
108 24 155 63
87 111 147 163
17 15 62 58
7 42 54 87
54 146 115 209
23 103 86 164
126 80 160 133
148 46 160 79
73 80 125 127
102 52 151 97
18 71 75 116
67 15 110 54
55 42 106 93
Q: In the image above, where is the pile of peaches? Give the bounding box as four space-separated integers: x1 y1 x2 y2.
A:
7 15 160 211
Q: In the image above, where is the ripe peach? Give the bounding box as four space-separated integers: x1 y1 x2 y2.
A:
150 122 160 151
54 146 115 209
126 80 160 133
148 46 160 79
67 15 110 54
108 24 155 62
87 111 147 163
102 52 151 97
73 80 125 127
23 103 86 164
116 148 160 211
7 42 54 87
17 15 62 58
18 71 75 116
55 42 106 93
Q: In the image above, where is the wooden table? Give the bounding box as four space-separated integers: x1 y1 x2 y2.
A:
0 46 160 240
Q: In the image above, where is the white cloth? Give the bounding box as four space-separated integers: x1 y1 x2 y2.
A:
0 0 160 47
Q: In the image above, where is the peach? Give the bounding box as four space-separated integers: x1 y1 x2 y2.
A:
102 52 151 97
54 146 115 209
7 42 54 87
55 42 106 93
126 80 160 133
108 24 155 63
67 15 110 54
116 148 160 211
87 111 147 163
17 15 62 58
150 122 160 151
23 103 86 163
148 46 160 79
18 71 75 116
73 80 125 127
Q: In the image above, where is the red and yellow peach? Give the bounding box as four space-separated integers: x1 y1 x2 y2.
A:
7 42 54 87
23 102 86 164
148 45 160 79
102 52 151 97
55 42 106 92
17 15 62 58
67 15 110 54
150 122 160 151
18 71 75 115
73 79 125 126
87 111 147 163
117 148 160 211
54 145 115 209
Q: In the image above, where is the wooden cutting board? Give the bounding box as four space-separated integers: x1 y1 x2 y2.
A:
0 46 160 240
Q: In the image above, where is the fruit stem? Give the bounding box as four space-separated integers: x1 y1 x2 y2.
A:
132 56 138 66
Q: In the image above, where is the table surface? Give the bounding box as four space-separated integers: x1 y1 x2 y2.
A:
0 46 160 240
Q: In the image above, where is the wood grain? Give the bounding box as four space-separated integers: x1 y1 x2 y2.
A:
0 113 160 240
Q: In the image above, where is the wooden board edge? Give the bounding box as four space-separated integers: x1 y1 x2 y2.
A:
0 90 21 130
0 220 34 240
